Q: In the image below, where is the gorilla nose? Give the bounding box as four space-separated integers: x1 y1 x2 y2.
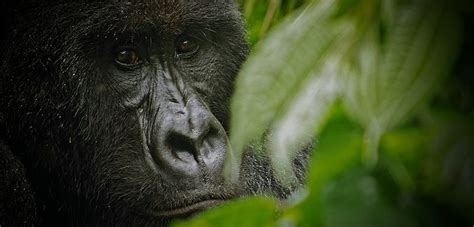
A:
150 98 227 179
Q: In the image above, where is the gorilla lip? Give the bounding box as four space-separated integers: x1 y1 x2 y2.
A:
156 199 226 217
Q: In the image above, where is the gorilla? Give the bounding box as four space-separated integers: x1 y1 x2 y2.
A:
0 0 307 226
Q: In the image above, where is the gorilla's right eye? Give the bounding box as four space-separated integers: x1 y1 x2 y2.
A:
114 48 142 68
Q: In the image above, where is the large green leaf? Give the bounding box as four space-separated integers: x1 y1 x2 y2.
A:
268 65 340 186
171 197 278 227
342 0 462 164
282 112 363 226
228 0 349 182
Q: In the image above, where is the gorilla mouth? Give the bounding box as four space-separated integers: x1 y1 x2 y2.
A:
156 199 227 218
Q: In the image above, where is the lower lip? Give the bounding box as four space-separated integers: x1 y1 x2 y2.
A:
156 200 226 218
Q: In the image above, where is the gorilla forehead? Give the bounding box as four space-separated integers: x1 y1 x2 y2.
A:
33 0 237 27
19 0 243 51
103 0 236 29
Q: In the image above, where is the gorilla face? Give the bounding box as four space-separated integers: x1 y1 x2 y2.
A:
0 0 306 226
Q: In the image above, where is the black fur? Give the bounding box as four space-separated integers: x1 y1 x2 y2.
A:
0 1 307 226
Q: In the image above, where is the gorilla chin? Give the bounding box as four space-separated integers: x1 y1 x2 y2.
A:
0 0 308 226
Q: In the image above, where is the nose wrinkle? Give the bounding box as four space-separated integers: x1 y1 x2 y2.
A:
142 66 224 177
163 61 189 106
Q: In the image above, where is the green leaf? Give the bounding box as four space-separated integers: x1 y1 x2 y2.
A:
320 169 416 227
283 112 363 226
172 197 278 227
342 0 463 164
333 0 361 18
229 0 351 182
269 70 339 186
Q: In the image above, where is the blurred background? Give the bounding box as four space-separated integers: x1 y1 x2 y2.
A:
176 0 474 226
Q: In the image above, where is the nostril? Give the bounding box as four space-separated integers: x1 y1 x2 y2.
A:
165 132 197 161
151 117 227 179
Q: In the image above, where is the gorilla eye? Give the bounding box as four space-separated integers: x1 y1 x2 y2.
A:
114 48 142 68
176 36 199 58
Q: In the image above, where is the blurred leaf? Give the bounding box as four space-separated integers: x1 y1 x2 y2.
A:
342 0 463 165
306 111 363 192
333 0 360 18
320 169 417 227
283 112 363 226
380 127 430 191
268 68 339 186
382 127 430 157
243 0 313 44
211 0 469 226
172 197 278 227
242 0 258 20
228 0 354 183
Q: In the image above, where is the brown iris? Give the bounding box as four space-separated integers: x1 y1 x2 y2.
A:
115 49 141 66
176 37 199 57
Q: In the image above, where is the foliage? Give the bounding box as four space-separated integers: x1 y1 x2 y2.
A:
175 0 473 226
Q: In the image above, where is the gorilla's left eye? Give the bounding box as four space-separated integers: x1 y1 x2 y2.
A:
114 48 143 68
176 36 199 58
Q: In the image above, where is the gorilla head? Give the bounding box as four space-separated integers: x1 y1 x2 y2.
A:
0 0 307 226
